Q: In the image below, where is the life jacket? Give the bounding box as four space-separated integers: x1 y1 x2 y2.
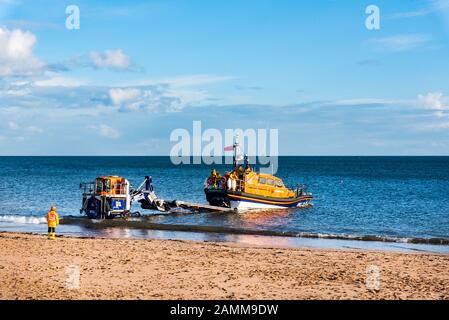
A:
47 210 58 227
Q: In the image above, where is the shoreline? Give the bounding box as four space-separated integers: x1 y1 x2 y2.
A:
1 232 449 299
2 229 449 255
2 216 449 254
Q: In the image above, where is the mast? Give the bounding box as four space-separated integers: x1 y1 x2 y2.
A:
233 135 238 169
232 134 244 169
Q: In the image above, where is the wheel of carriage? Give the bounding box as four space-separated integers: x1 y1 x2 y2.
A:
131 211 141 217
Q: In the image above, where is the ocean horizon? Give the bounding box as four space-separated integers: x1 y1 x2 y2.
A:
0 156 448 252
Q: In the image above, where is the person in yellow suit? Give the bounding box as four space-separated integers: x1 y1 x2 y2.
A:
227 171 238 191
46 206 59 240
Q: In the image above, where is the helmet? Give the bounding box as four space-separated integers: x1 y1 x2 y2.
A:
50 206 56 211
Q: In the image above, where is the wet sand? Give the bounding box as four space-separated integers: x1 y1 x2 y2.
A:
0 232 448 300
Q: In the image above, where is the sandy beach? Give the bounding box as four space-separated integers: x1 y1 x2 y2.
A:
0 232 448 300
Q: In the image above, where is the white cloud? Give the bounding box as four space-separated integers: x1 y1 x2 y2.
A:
0 27 44 76
8 121 19 130
161 74 235 88
0 69 231 118
27 126 43 133
134 74 235 88
420 122 449 130
328 98 410 106
34 76 88 87
115 74 235 110
388 8 433 19
418 91 449 117
416 92 449 130
95 124 120 139
369 34 430 52
164 87 209 106
90 49 130 70
388 0 449 19
109 87 141 105
4 120 43 135
108 86 182 112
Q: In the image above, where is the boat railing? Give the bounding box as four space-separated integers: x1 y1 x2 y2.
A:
206 175 301 195
236 179 308 196
207 176 283 193
205 176 243 191
293 184 310 197
205 178 227 190
80 182 128 196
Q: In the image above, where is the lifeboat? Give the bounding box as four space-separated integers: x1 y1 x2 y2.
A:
204 139 312 211
205 171 312 210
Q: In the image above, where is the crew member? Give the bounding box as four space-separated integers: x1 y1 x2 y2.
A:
214 171 222 189
46 206 59 240
208 169 216 188
245 164 251 174
238 165 244 180
226 172 232 191
227 171 237 191
208 169 221 189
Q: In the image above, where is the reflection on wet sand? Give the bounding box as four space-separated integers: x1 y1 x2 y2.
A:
2 212 449 254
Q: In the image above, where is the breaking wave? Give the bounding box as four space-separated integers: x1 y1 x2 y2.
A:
61 216 449 246
1 214 448 246
0 215 46 224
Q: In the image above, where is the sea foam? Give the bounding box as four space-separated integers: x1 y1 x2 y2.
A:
0 215 46 224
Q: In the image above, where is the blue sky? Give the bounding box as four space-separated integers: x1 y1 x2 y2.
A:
1 0 449 155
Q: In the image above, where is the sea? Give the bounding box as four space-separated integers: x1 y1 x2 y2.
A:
1 156 449 253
